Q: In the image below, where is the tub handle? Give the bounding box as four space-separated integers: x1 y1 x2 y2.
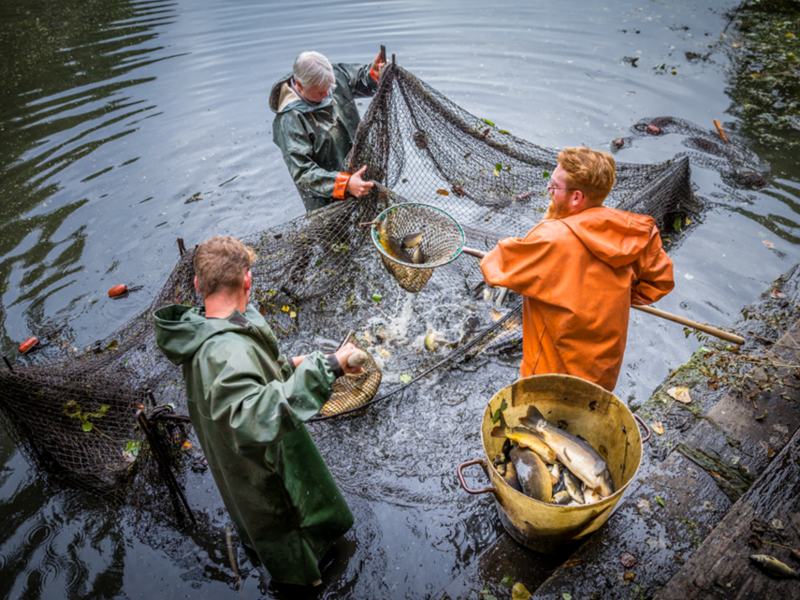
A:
457 459 497 495
633 414 651 443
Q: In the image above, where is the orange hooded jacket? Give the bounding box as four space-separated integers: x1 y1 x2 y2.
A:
480 206 674 391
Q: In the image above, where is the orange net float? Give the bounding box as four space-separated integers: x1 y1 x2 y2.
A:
646 124 662 135
18 337 39 354
108 284 128 298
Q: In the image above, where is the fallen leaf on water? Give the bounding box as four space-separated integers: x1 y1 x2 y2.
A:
748 534 762 549
182 441 192 450
637 498 651 511
500 575 514 588
667 386 692 403
494 170 500 176
652 421 665 435
655 496 666 507
703 501 716 512
767 448 776 457
750 73 761 78
562 558 581 568
484 119 495 126
623 572 636 582
561 594 572 600
400 374 412 384
771 518 785 530
511 583 531 600
289 311 296 318
436 189 450 196
771 289 786 299
620 552 638 568
763 240 774 249
281 305 290 312
371 294 382 302
674 553 685 564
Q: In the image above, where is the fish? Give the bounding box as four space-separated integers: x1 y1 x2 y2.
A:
491 412 557 464
750 555 799 579
551 490 571 505
381 235 411 263
501 458 522 492
377 213 391 238
510 446 552 502
401 231 423 248
583 488 601 505
520 405 615 497
411 245 425 265
563 470 585 505
548 461 561 485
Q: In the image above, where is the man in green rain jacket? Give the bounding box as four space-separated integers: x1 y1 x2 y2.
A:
154 236 363 586
269 50 385 211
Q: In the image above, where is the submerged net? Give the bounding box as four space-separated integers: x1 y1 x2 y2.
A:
1 61 760 500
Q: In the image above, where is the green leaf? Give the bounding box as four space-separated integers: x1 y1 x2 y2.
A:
655 496 665 507
563 594 573 600
464 152 472 159
372 294 383 302
673 217 683 232
492 399 509 424
167 402 176 410
501 575 514 588
495 163 503 172
542 171 550 178
105 340 119 350
400 374 412 384
498 130 510 135
82 422 93 432
484 119 495 126
126 441 141 457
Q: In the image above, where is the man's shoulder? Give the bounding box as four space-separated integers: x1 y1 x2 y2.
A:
523 219 573 243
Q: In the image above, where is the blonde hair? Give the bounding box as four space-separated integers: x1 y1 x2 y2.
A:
557 147 616 205
194 236 256 297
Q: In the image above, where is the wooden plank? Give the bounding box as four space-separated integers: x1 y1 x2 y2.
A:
656 426 800 599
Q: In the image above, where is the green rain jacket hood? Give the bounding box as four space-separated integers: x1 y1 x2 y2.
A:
154 304 353 585
269 63 377 210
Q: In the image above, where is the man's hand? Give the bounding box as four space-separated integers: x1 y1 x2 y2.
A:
333 342 365 375
372 52 387 79
345 165 374 198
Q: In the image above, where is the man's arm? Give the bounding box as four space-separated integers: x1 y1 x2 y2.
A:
631 226 675 305
203 342 336 456
336 61 380 98
274 115 339 198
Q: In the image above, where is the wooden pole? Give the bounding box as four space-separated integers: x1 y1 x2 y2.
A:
632 305 744 345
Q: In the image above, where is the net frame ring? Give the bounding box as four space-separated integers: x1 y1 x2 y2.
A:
370 203 466 293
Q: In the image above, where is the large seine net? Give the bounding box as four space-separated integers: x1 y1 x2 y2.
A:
0 61 761 502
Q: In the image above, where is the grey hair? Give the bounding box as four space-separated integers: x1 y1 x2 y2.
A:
293 51 335 89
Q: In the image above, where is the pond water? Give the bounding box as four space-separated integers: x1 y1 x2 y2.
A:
2 0 799 598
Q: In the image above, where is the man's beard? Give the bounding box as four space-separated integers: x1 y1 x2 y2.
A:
544 199 570 220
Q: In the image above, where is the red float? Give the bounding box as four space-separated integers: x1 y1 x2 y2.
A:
19 337 38 353
108 284 128 298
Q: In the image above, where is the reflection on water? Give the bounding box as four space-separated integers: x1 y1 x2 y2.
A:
1 0 800 598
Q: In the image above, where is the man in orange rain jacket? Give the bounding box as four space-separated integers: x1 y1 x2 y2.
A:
480 147 675 392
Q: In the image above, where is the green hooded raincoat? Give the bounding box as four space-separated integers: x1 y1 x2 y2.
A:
269 63 378 211
153 304 353 585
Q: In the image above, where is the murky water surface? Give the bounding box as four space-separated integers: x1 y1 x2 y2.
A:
2 0 799 598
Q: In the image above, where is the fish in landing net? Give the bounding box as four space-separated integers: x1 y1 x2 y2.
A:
520 405 615 497
491 412 556 464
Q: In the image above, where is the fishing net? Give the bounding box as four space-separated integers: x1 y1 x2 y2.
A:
0 60 759 500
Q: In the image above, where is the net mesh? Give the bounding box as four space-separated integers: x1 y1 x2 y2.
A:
2 61 759 500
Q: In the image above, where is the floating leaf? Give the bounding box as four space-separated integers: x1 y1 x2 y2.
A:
498 130 510 135
667 386 692 403
501 575 514 588
623 572 636 582
463 152 472 160
482 128 491 136
703 501 716 512
512 583 531 600
400 374 412 384
562 594 572 600
771 518 785 530
620 552 638 568
289 311 297 318
484 119 495 126
181 441 192 450
771 289 786 299
494 170 500 176
126 440 141 457
495 163 503 172
542 171 550 178
637 498 651 511
436 189 450 196
652 421 665 435
106 340 119 350
281 305 290 312
371 294 382 302
82 422 93 432
763 240 774 249
655 496 665 507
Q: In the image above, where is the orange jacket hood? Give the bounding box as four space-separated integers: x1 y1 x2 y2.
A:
559 206 657 269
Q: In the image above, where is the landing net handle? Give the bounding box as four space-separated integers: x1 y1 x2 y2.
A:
370 203 466 293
